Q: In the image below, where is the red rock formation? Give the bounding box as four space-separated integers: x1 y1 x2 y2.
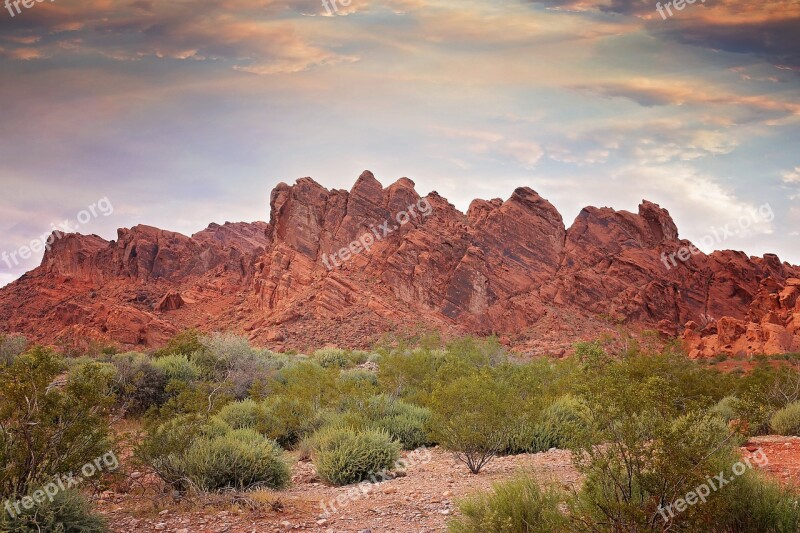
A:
683 278 800 357
156 291 185 312
0 171 797 356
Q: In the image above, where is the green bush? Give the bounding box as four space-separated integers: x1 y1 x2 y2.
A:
542 395 590 448
154 328 203 357
195 333 279 399
501 422 561 455
710 395 739 424
0 334 27 365
179 429 290 491
136 414 229 488
109 352 168 415
262 395 323 447
429 372 512 473
313 347 352 369
708 467 800 532
0 347 113 498
153 354 200 383
0 489 107 533
216 399 263 429
771 402 800 436
360 395 433 450
337 369 380 400
311 426 401 486
448 475 568 533
372 410 431 450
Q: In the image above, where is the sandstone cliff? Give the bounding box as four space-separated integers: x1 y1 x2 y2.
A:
0 171 797 356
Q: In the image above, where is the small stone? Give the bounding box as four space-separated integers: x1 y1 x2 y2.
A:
154 524 166 531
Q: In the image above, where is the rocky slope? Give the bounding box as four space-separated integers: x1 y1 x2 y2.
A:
0 171 797 357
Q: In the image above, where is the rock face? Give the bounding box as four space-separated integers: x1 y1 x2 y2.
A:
0 171 797 356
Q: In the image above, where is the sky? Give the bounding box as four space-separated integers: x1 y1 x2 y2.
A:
0 0 798 287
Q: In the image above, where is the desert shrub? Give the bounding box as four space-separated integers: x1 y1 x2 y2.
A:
0 489 108 533
215 399 281 436
178 428 290 491
154 328 203 357
154 379 235 419
337 369 380 400
448 475 568 533
501 422 561 455
311 426 400 486
349 350 370 365
542 395 590 447
710 395 739 423
770 401 800 436
262 395 324 447
570 353 742 532
137 416 289 491
216 399 264 429
429 371 513 474
0 334 27 365
313 347 352 369
316 409 369 431
376 348 456 404
0 347 113 497
110 352 168 415
377 337 507 405
67 359 118 396
194 333 280 399
572 411 738 532
362 395 433 450
372 411 431 450
136 414 229 487
274 360 339 401
500 395 588 455
444 336 507 367
729 388 774 436
502 396 590 455
152 354 200 383
707 467 800 532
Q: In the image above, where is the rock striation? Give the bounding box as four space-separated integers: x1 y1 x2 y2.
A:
0 171 797 356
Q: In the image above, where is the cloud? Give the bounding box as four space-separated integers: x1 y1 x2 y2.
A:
530 0 800 69
611 164 776 242
437 127 544 169
0 0 358 74
572 78 800 123
783 166 800 184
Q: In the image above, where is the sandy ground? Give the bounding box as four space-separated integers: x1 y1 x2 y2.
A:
96 437 800 533
98 447 578 532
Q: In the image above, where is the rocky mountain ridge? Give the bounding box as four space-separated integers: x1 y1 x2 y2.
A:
1 171 797 357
